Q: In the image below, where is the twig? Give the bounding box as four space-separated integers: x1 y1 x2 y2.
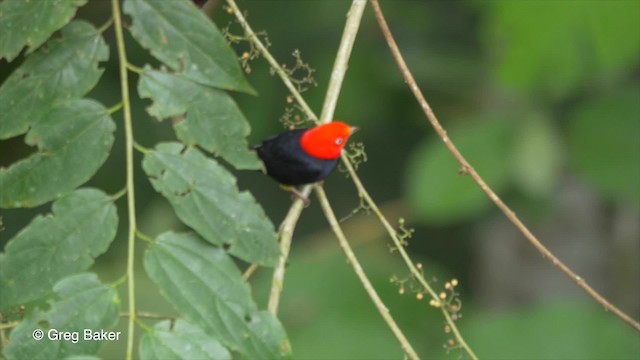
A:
227 1 442 356
319 0 367 123
0 320 20 331
120 311 175 321
111 0 139 358
341 157 478 359
225 0 316 122
267 186 311 314
225 0 315 315
369 0 640 332
315 185 419 360
242 264 259 281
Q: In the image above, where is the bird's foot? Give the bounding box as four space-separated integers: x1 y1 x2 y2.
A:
281 185 310 207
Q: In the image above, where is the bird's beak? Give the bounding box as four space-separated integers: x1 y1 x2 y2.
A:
350 126 359 135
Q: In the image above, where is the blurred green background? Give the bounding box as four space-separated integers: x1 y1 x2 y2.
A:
1 0 639 358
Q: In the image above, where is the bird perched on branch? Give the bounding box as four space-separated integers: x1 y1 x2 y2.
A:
253 121 358 203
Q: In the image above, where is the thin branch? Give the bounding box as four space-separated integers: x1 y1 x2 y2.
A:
242 263 258 281
315 185 419 360
225 0 316 122
120 311 175 321
111 0 139 358
227 2 443 356
340 155 478 359
319 0 367 123
225 0 315 314
369 0 640 332
267 186 313 314
267 0 368 315
0 321 20 331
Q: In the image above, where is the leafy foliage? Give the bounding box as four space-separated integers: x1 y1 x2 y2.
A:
3 273 120 359
0 189 118 310
0 0 88 61
0 100 115 208
0 20 108 140
138 68 262 170
143 232 290 359
139 320 231 360
1 0 638 359
124 0 255 94
0 20 112 208
1 0 284 358
142 143 280 266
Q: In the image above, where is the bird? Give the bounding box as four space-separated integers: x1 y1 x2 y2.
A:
253 121 358 202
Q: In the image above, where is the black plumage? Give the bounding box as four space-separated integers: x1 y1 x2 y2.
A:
253 128 339 186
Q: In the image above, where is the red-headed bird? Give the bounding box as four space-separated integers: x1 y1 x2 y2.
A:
254 121 358 187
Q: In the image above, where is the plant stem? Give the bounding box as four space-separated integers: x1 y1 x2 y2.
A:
226 0 314 315
120 311 175 320
340 155 477 359
319 0 367 123
369 0 639 333
0 321 19 331
111 0 138 358
267 186 312 314
225 0 317 122
315 185 420 360
266 0 367 316
228 3 423 356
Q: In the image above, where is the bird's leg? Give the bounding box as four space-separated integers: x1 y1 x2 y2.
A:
280 185 310 207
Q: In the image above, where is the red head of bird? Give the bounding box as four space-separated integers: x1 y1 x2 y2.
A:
300 121 358 160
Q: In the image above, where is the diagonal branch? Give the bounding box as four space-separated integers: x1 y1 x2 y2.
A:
369 0 640 332
315 185 419 360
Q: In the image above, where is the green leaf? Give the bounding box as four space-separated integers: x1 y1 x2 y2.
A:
3 273 120 359
138 69 262 170
568 87 640 206
1 310 58 360
0 20 109 139
0 99 115 208
406 117 513 224
143 232 290 359
0 189 118 310
142 143 280 266
139 320 231 360
123 0 255 94
0 0 88 61
511 115 563 197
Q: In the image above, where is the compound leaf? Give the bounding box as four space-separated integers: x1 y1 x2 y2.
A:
142 143 279 266
139 319 231 360
124 0 254 94
144 232 290 359
0 99 115 208
0 20 108 139
0 0 88 61
3 273 120 359
0 189 118 310
138 69 262 170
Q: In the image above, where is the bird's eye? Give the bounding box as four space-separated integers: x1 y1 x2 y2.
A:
335 137 344 145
